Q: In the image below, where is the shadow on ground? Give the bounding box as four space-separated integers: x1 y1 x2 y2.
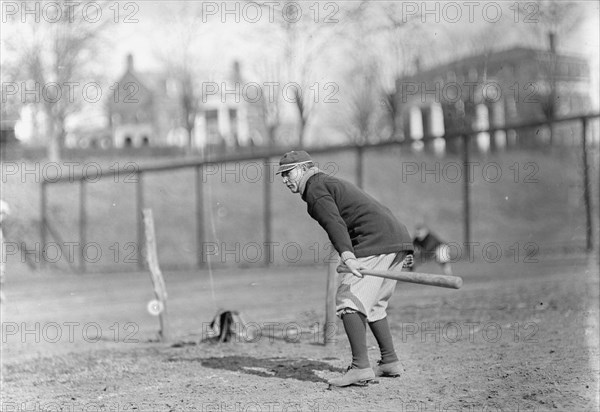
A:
167 355 343 383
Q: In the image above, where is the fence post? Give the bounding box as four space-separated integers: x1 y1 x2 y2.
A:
581 117 593 252
196 165 205 268
136 172 145 270
356 146 364 189
40 181 47 269
79 179 86 273
462 134 471 259
324 253 338 345
264 157 272 266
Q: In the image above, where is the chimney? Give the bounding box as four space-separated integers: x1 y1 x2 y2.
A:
548 31 556 53
126 53 134 71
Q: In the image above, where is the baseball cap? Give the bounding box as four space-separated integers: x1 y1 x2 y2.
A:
275 150 313 174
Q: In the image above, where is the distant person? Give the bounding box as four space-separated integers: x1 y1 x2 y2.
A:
276 150 414 387
412 224 453 276
0 199 11 304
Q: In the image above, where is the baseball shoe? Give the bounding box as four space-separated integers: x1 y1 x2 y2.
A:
374 360 403 378
328 366 376 387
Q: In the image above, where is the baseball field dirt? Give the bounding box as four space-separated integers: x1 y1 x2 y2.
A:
1 255 598 411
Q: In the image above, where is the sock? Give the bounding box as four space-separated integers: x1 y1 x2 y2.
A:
369 317 399 364
341 312 370 369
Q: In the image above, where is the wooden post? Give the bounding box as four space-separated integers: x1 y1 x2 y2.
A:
40 182 47 270
195 166 205 268
356 146 364 189
581 117 593 252
142 208 170 342
324 253 338 345
79 179 86 273
136 172 144 270
462 134 471 259
264 157 272 266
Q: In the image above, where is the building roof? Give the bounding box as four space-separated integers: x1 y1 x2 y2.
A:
399 46 590 82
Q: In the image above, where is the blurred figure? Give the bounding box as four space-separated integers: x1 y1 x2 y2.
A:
412 223 453 276
0 199 11 304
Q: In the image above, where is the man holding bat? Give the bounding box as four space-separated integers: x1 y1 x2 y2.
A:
276 150 414 387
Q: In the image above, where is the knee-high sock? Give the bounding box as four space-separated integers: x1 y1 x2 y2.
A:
341 312 370 369
368 317 398 364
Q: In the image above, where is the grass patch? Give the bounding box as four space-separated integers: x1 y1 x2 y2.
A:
2 146 598 272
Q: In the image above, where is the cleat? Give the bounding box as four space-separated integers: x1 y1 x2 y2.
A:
328 367 376 387
327 379 379 390
354 379 379 386
374 360 403 378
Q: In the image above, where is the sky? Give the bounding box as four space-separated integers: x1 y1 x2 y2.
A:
105 1 600 106
3 1 598 79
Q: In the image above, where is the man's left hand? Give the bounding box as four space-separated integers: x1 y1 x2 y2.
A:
344 258 365 278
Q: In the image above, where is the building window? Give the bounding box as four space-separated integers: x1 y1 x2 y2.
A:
556 61 568 77
569 63 583 77
142 136 149 146
124 136 133 147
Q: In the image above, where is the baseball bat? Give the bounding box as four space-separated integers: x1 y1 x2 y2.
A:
336 267 463 289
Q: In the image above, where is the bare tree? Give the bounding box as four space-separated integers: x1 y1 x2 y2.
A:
251 60 282 148
329 10 388 145
517 0 585 49
341 59 384 144
3 0 112 161
515 0 586 142
446 23 505 109
356 2 426 141
252 0 367 147
153 2 207 152
380 23 432 140
263 0 321 147
1 47 23 125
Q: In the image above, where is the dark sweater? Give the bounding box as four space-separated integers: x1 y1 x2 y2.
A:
301 173 413 257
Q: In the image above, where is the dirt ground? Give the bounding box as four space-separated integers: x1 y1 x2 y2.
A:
1 255 599 411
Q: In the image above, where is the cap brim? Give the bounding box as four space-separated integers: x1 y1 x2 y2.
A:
275 164 297 174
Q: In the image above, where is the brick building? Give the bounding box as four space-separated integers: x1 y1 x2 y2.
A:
396 46 591 151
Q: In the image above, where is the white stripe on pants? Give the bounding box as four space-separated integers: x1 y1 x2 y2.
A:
336 252 407 322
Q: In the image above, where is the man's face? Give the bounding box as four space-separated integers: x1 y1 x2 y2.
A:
281 166 304 193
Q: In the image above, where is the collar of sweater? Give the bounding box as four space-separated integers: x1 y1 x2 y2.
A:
299 167 322 196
